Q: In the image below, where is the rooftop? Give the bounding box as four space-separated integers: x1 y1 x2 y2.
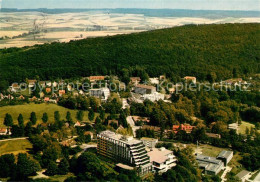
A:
148 147 174 164
196 154 222 165
140 137 158 142
217 150 233 159
136 84 156 90
99 130 141 145
236 170 250 179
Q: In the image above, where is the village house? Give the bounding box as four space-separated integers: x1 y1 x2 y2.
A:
44 97 50 102
89 76 105 82
130 77 141 85
228 122 238 133
184 76 197 84
52 81 58 87
206 133 221 139
46 87 52 93
74 121 86 127
159 75 166 80
172 124 195 134
149 78 159 85
0 128 11 135
39 81 46 88
59 90 66 97
28 80 37 88
45 81 52 87
11 83 20 92
168 87 175 94
132 116 150 124
19 95 25 100
134 84 156 95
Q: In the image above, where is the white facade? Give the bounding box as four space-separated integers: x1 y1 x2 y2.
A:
149 78 159 85
148 147 177 174
89 87 110 101
141 92 164 102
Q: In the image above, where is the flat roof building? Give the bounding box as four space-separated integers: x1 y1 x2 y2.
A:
217 150 233 166
89 87 110 101
196 154 224 175
148 147 177 174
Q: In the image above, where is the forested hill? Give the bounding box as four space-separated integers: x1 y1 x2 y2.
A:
0 23 259 83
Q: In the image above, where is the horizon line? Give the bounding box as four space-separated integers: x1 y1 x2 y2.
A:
1 7 260 12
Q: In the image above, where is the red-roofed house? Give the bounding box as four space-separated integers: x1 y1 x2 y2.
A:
59 90 66 97
46 88 51 93
89 76 105 82
130 77 141 85
0 128 11 135
44 97 50 102
172 124 195 134
184 76 197 84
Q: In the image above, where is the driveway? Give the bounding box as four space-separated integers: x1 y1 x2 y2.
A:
221 166 232 182
126 116 141 137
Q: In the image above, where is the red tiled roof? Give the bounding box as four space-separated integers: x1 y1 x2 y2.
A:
172 124 195 133
89 76 105 81
136 84 156 90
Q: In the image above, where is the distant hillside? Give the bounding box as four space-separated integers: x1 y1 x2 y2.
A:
0 23 259 83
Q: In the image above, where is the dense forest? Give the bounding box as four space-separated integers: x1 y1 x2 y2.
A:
0 23 259 84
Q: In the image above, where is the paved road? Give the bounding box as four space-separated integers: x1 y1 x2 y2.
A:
221 166 232 182
253 171 260 182
126 116 141 137
0 137 28 142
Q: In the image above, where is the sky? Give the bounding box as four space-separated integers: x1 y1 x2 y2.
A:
1 0 260 11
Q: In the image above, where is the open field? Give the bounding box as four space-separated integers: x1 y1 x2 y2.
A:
238 121 259 134
1 11 259 48
0 103 97 127
0 138 32 155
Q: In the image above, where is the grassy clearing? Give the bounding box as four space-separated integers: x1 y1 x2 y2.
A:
0 139 32 155
0 103 98 127
238 121 259 135
190 144 225 157
48 173 74 182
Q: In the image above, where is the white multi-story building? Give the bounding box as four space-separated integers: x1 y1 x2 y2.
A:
97 130 153 176
141 92 164 102
147 147 177 174
89 87 110 101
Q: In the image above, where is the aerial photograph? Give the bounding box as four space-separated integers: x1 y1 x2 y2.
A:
0 0 259 181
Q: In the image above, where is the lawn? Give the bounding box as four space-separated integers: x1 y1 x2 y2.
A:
0 103 98 127
190 144 225 157
238 121 259 135
0 138 33 155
